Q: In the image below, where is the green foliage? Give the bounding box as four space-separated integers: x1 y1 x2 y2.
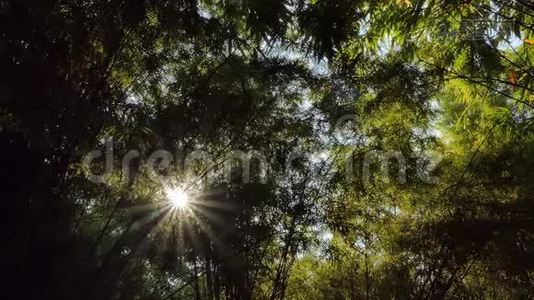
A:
2 0 533 299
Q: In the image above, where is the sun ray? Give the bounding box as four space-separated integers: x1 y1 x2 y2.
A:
165 187 190 209
192 199 238 211
187 204 228 229
186 208 229 253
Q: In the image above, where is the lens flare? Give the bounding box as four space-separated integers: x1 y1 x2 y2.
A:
166 187 189 209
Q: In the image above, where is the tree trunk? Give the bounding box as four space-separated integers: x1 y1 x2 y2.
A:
206 258 213 300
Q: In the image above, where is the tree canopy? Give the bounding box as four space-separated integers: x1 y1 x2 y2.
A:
1 0 533 299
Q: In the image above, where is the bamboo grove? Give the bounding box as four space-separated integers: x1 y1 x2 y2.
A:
1 0 533 299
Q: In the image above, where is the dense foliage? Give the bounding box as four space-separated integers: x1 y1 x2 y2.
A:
1 0 532 299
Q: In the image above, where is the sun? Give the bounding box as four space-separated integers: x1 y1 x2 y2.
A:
166 187 189 209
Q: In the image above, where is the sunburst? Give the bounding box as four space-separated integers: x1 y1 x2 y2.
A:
165 187 190 209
